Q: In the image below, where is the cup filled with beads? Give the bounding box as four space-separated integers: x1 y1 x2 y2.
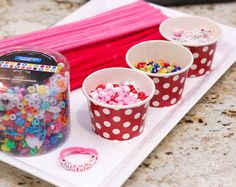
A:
160 16 222 77
126 40 193 107
0 46 70 156
82 68 155 141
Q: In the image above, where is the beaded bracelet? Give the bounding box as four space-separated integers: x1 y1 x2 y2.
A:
59 147 98 172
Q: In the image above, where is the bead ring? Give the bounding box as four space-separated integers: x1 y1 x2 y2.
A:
59 147 98 172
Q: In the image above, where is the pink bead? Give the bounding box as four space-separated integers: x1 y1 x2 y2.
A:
90 82 149 106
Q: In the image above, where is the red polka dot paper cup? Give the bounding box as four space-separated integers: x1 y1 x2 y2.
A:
82 68 155 141
126 40 193 108
160 16 222 77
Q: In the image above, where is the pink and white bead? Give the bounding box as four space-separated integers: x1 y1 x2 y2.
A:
89 81 149 106
172 28 213 45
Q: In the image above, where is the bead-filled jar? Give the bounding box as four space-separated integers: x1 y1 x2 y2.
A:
0 46 70 156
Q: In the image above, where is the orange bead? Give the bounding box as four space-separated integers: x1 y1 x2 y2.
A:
15 136 23 141
24 122 31 127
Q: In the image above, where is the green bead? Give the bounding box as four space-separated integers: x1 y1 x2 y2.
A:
6 139 16 149
0 105 5 111
56 132 63 139
139 68 145 72
30 147 37 155
22 140 28 148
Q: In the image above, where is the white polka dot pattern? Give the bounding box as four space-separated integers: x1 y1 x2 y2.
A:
94 110 100 117
155 89 160 95
202 46 208 52
104 121 111 127
193 53 199 59
187 44 216 77
132 125 139 132
162 95 169 101
172 87 178 93
170 98 177 104
103 108 110 115
173 75 179 81
163 83 170 89
125 109 132 115
153 78 159 83
113 116 121 122
89 101 147 141
103 132 110 138
199 68 205 74
134 113 141 119
95 122 101 129
180 77 185 84
207 60 212 67
142 113 146 120
122 133 130 140
191 64 197 70
201 58 207 64
139 126 144 133
152 101 159 107
112 129 120 135
123 121 131 128
209 49 214 55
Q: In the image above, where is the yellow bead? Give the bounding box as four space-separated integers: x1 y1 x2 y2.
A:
21 109 26 114
27 86 35 93
27 117 33 122
22 99 28 106
37 85 47 95
2 115 9 121
1 144 10 152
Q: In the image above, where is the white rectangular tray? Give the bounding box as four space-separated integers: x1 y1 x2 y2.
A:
1 0 236 187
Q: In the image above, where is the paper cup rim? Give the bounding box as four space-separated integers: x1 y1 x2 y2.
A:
82 67 155 109
159 16 222 47
126 40 194 77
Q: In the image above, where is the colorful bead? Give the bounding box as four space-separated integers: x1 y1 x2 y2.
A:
172 28 212 44
89 82 149 106
134 60 182 74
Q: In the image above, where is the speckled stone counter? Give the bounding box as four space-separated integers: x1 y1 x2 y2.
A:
0 1 235 187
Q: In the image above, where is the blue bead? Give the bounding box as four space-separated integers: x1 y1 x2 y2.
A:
15 117 25 126
40 102 50 110
53 113 59 120
147 62 154 65
50 135 57 145
151 68 158 73
177 67 181 70
32 119 40 126
5 129 17 137
7 89 15 94
36 130 47 141
50 90 57 97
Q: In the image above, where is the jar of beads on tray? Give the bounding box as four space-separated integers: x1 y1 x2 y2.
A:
0 46 70 156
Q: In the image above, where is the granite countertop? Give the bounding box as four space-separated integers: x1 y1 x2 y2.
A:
0 0 235 187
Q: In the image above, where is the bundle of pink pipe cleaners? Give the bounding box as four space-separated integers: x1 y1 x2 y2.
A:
0 1 168 90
